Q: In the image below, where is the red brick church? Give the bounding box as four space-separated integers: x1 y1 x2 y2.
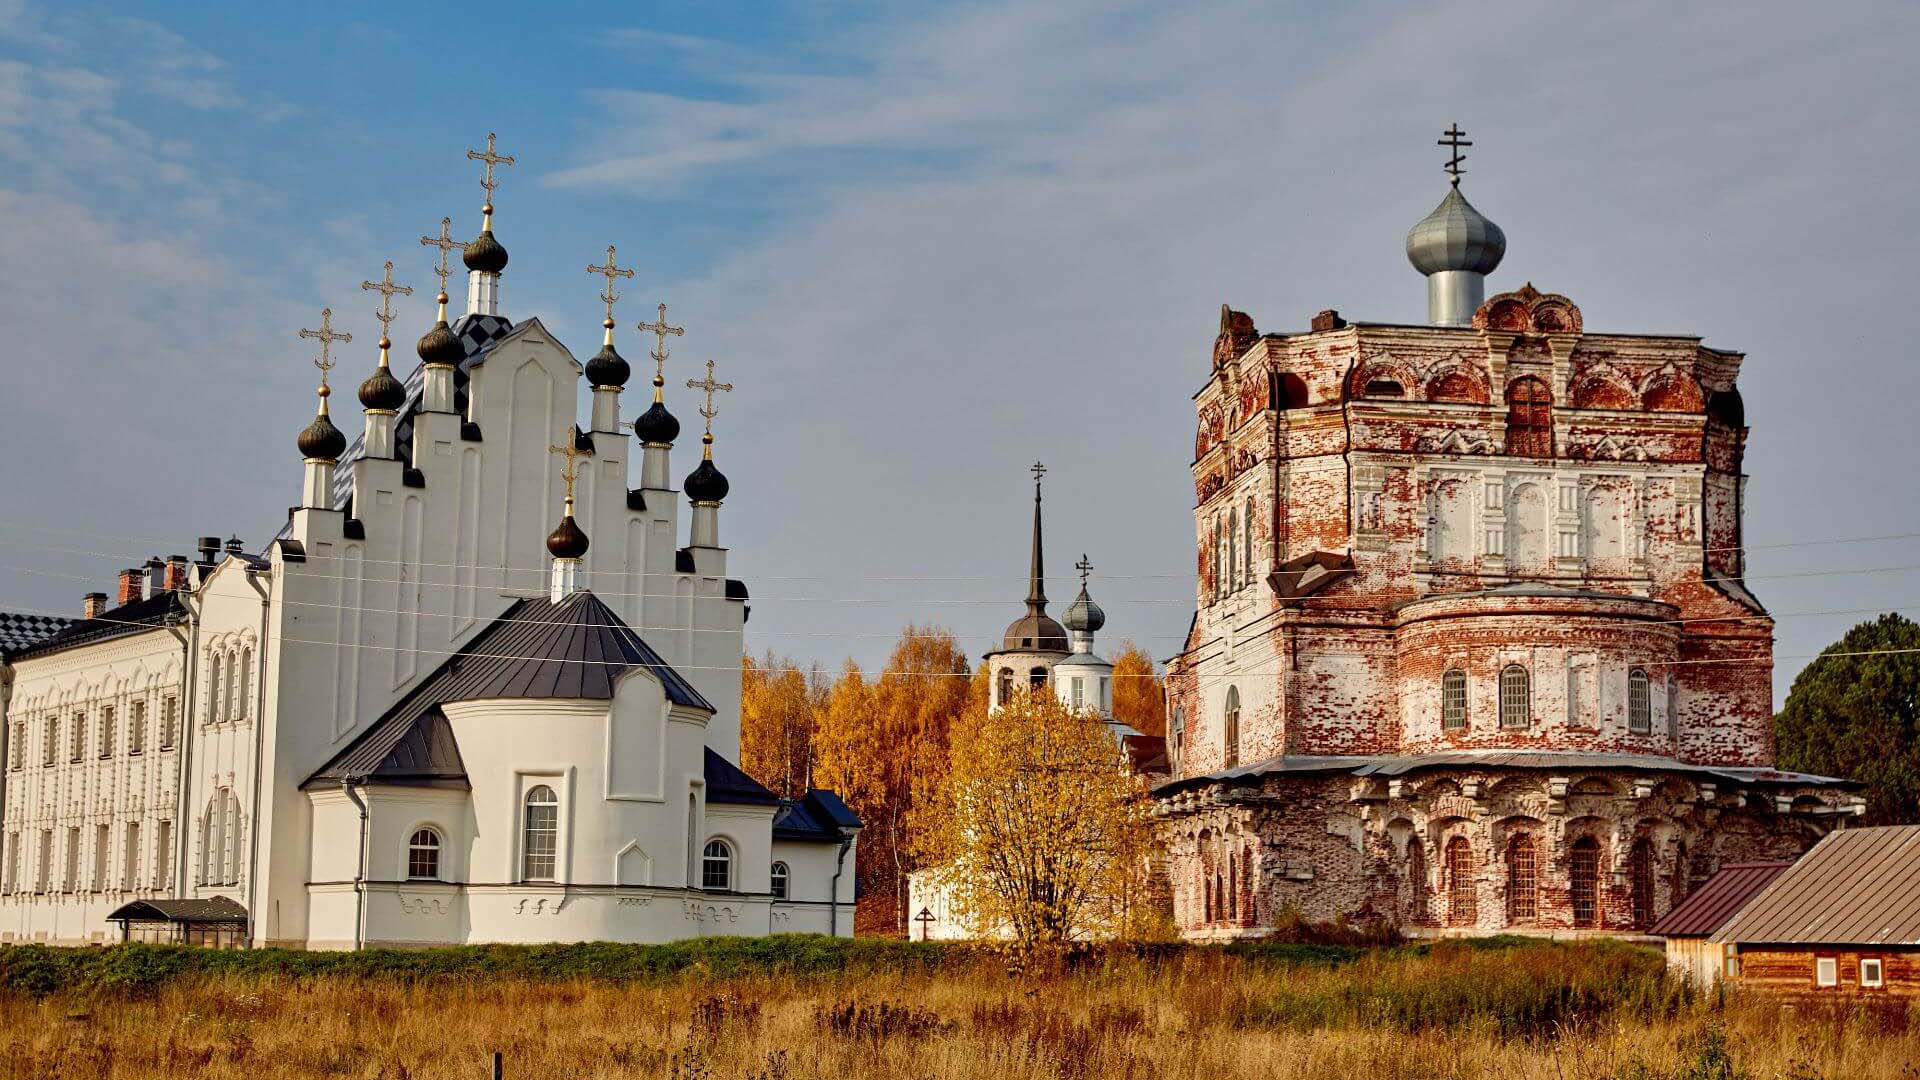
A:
1154 131 1863 938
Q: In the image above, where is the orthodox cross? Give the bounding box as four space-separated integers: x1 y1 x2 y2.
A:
1438 124 1471 185
685 358 733 443
360 261 413 357
548 441 590 507
466 132 515 209
586 245 635 330
1076 554 1093 589
1031 460 1047 486
420 217 459 301
636 302 685 391
298 307 352 397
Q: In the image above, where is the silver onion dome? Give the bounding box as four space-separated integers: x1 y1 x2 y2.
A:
1406 186 1506 276
1062 585 1105 635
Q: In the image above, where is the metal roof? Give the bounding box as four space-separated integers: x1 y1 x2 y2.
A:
1154 750 1853 798
0 611 72 659
8 591 186 661
1649 862 1792 938
1710 826 1920 946
107 895 247 923
772 789 863 842
305 592 709 788
705 748 782 806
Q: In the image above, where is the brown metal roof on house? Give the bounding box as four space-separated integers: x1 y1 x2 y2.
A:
1649 861 1792 938
1709 825 1920 946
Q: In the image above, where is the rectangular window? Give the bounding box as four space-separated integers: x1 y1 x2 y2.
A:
43 718 57 766
1071 678 1084 708
1861 957 1884 988
99 706 116 758
7 722 20 770
63 827 79 892
160 697 177 749
92 824 108 891
1441 671 1468 730
70 713 85 762
36 831 52 893
155 821 173 889
124 822 140 891
3 834 16 894
1816 956 1838 987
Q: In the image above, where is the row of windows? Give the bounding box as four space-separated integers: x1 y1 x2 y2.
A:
1210 497 1258 600
1813 955 1889 990
204 646 255 725
1439 665 1666 733
9 697 179 771
993 666 1051 706
1412 834 1679 930
0 821 175 896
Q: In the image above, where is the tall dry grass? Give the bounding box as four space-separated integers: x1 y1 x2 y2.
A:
0 939 1913 1079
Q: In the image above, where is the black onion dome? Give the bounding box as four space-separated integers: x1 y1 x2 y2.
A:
1062 586 1106 634
463 229 509 274
684 457 730 502
546 514 590 559
358 365 406 411
632 400 680 445
585 342 631 388
297 411 347 461
416 319 463 368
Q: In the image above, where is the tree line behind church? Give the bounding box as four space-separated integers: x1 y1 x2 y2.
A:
739 625 1164 935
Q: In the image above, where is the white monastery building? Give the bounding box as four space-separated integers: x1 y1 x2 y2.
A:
0 137 859 948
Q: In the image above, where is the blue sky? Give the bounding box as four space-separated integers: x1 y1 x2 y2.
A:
2 0 1917 702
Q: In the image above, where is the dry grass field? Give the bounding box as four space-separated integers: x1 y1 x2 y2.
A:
1 938 1914 1080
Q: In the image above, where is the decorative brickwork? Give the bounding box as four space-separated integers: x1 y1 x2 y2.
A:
1157 286 1861 939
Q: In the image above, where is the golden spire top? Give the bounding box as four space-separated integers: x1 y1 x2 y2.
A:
298 307 353 415
685 358 733 459
548 441 590 513
360 261 414 369
420 217 458 316
466 132 515 230
637 302 685 403
586 244 636 347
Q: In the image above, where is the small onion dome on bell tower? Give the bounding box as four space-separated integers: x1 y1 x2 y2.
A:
1062 584 1105 635
632 399 680 445
297 387 348 461
416 314 463 367
683 445 730 502
1405 185 1506 276
546 503 590 559
463 216 509 274
586 336 631 388
358 363 406 411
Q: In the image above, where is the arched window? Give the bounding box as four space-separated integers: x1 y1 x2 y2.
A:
1505 835 1537 924
1629 837 1655 928
1445 836 1476 926
1222 687 1241 768
1441 669 1468 730
199 795 218 885
1628 668 1651 734
770 860 789 900
1504 376 1553 458
408 828 442 880
1570 836 1602 928
1211 517 1224 599
521 785 559 882
223 789 242 885
1028 666 1047 688
701 839 733 891
996 668 1013 708
1671 841 1691 906
1169 708 1185 768
1406 840 1429 925
1226 509 1239 592
1499 665 1531 729
1243 497 1256 587
237 648 253 721
208 654 223 723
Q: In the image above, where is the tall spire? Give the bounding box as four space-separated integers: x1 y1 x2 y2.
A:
1026 460 1048 615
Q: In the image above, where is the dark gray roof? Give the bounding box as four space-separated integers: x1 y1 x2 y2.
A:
1155 750 1854 798
306 592 709 788
107 895 247 923
706 748 781 806
0 611 73 659
9 591 185 661
1711 825 1920 946
773 789 863 841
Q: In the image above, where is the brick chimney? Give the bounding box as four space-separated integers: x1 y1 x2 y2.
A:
83 592 108 619
163 555 190 593
116 568 144 606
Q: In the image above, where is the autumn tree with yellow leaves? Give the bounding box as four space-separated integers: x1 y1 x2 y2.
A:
739 652 825 800
915 686 1157 943
1109 640 1165 738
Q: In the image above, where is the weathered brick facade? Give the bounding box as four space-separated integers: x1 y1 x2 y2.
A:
1155 285 1862 939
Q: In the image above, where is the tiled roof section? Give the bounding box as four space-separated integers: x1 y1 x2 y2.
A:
9 591 186 661
306 591 708 788
1649 862 1792 938
107 895 247 922
0 611 72 658
1153 750 1855 798
1710 825 1920 946
705 748 781 806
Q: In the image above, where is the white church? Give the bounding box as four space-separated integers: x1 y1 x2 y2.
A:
0 137 859 948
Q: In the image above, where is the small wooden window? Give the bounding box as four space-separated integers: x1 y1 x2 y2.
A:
408 828 441 880
702 839 733 891
1441 670 1468 730
770 861 790 900
1504 377 1554 458
1816 956 1838 987
1861 957 1884 988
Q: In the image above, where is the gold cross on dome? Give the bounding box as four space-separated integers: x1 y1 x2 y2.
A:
586 245 636 326
548 441 590 504
1076 554 1093 588
420 217 459 297
466 132 515 205
298 307 352 384
685 358 733 435
1438 123 1472 185
637 302 685 387
360 261 413 351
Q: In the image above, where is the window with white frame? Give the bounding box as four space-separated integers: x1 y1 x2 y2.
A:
1441 669 1468 730
522 785 559 882
1861 957 1885 988
1628 668 1651 734
129 700 145 755
408 827 442 880
701 839 733 891
1816 956 1838 987
770 860 790 900
1071 677 1084 709
1499 665 1531 729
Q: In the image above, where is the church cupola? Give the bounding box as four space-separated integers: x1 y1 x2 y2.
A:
634 302 686 489
1061 554 1106 655
357 262 411 459
547 444 590 601
1000 462 1069 653
417 217 465 414
584 245 635 433
462 133 513 317
1406 124 1505 327
683 358 733 549
296 307 351 508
